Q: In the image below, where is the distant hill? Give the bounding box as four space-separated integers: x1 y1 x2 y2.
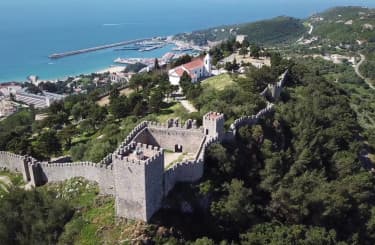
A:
236 16 305 44
310 6 375 44
174 6 375 47
174 16 306 46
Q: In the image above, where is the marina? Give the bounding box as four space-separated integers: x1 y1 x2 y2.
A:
48 38 152 59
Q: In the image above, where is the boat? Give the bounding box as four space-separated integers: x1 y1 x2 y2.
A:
172 46 193 52
114 46 140 51
139 44 164 52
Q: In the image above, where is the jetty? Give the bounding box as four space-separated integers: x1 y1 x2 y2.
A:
48 38 151 59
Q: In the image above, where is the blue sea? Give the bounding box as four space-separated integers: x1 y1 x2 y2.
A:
0 0 374 83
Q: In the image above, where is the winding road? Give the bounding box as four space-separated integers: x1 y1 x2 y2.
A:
355 53 375 90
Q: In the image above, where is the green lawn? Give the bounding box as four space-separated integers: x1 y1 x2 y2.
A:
201 74 235 91
50 178 154 244
155 102 189 123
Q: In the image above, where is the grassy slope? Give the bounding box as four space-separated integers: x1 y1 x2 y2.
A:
153 102 190 123
46 178 155 245
201 74 235 91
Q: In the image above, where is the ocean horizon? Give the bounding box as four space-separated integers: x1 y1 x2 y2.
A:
1 0 374 83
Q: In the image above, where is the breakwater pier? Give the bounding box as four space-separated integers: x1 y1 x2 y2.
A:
48 38 151 59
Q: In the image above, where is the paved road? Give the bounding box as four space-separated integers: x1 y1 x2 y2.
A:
308 23 314 35
355 53 375 90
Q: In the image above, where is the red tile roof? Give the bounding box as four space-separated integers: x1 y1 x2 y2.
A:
183 58 204 70
175 67 185 77
208 112 220 119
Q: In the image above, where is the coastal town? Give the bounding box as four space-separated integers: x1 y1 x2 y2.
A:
0 34 272 119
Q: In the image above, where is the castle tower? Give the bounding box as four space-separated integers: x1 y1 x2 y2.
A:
113 142 164 222
203 112 225 141
204 53 212 76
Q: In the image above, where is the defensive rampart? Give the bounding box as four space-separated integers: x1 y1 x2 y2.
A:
37 162 115 195
163 135 218 195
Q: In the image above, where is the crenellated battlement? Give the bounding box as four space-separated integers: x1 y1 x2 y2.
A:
115 142 164 167
0 151 26 160
147 118 199 130
116 121 148 151
230 103 275 136
260 70 288 101
204 111 225 122
37 161 113 170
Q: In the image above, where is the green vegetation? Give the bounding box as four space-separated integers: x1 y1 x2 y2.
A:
201 74 235 91
0 171 23 196
0 187 73 244
312 7 375 44
155 102 189 123
360 43 375 81
237 16 306 44
175 16 306 46
0 72 180 163
152 51 375 244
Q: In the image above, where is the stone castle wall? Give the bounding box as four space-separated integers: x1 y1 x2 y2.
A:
0 151 31 182
229 103 275 136
140 127 205 153
163 136 218 195
0 151 26 173
113 143 164 221
230 70 288 135
37 162 115 195
260 70 288 101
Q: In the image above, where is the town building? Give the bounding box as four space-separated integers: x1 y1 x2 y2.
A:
168 54 212 85
110 72 131 84
0 83 22 97
236 35 248 44
15 90 66 108
0 99 17 118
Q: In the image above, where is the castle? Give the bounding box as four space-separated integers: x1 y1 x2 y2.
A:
0 71 287 222
0 112 224 222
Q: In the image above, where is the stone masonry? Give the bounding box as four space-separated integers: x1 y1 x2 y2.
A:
0 71 287 222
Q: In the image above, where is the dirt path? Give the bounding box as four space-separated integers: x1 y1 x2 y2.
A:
0 176 11 192
355 53 375 90
180 100 197 113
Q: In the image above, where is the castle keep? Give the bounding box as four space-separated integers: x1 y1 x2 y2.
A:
0 71 287 222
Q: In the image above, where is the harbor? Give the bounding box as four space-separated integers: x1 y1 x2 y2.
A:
48 38 153 59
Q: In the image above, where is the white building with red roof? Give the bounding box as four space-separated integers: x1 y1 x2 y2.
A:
168 54 212 85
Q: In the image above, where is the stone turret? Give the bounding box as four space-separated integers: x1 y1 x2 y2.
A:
203 112 225 141
113 142 164 222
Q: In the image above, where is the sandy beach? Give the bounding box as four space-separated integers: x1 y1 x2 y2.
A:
96 66 126 74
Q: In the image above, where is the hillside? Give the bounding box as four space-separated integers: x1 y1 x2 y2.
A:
174 16 306 46
311 6 375 44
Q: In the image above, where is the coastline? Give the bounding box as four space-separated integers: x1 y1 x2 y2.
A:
96 66 126 74
0 38 194 84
